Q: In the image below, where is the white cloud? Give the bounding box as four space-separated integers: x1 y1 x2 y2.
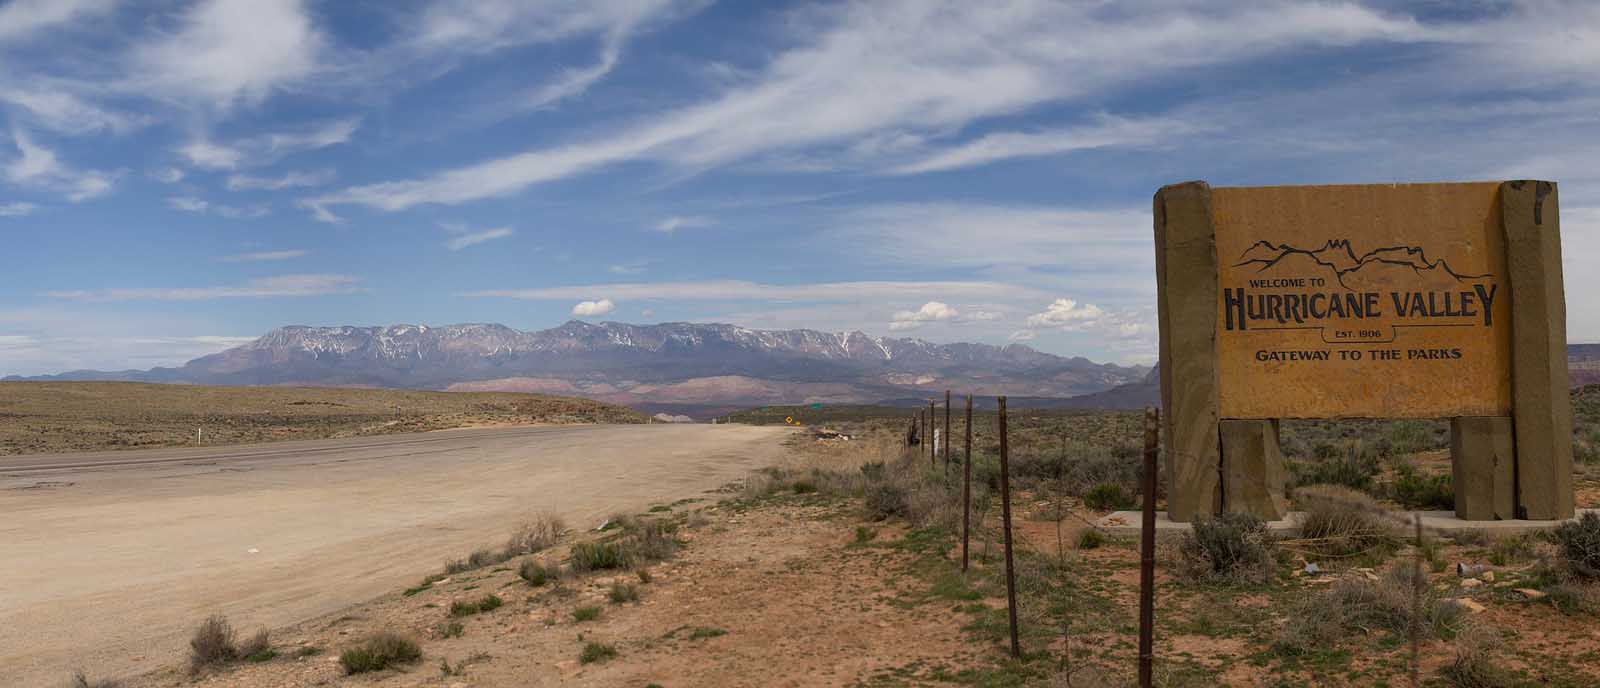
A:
167 196 208 212
0 202 38 217
1008 329 1036 342
218 249 308 262
178 139 244 170
226 169 334 191
4 129 115 201
469 279 1037 303
44 274 360 302
132 0 324 109
152 167 185 184
1025 299 1107 329
889 115 1198 175
305 1 1438 215
167 195 269 218
260 118 360 154
0 0 117 43
651 215 713 233
571 298 616 317
525 33 625 110
889 301 960 331
1020 298 1152 343
214 203 271 219
440 223 515 251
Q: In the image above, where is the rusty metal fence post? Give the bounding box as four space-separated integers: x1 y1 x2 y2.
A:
929 400 937 468
962 393 973 572
998 396 1020 658
1139 406 1159 687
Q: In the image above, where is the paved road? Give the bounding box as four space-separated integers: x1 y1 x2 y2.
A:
0 424 789 687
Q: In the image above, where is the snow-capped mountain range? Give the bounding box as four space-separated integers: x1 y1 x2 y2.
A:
7 321 1150 415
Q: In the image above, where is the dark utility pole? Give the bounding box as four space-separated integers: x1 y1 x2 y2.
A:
998 396 1020 658
1138 406 1160 688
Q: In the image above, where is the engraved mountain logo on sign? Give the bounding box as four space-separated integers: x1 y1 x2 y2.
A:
1234 239 1490 290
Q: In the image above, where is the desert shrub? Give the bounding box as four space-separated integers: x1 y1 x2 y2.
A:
624 519 681 564
1082 483 1133 511
688 626 727 640
448 594 503 617
1555 511 1600 580
608 581 640 604
438 621 464 638
636 568 652 583
188 614 237 672
579 642 617 664
570 541 627 572
519 559 557 586
1278 563 1462 654
237 629 273 662
339 632 422 674
1076 529 1108 550
504 513 565 557
860 461 887 481
1288 440 1380 491
864 482 910 521
572 605 602 622
1389 462 1454 510
1294 484 1395 557
69 671 120 688
1487 532 1538 566
1384 420 1440 456
1440 625 1513 688
904 482 958 530
1177 512 1276 585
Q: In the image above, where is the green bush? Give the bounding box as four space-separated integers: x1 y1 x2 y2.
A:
1384 420 1440 456
1082 483 1133 511
570 541 627 572
572 605 602 622
1177 512 1276 585
519 560 557 586
1555 511 1600 580
448 594 503 617
579 642 617 664
339 633 421 674
1390 463 1454 510
1076 528 1108 550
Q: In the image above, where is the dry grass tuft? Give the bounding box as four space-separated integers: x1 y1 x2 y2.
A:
69 671 121 688
504 513 566 557
1440 625 1513 687
1290 484 1397 557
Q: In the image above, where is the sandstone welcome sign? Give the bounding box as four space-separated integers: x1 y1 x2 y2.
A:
1154 181 1573 523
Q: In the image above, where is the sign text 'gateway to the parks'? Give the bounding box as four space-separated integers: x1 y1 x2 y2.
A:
1212 183 1512 419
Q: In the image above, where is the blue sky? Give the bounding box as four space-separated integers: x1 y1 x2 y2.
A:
3 0 1600 376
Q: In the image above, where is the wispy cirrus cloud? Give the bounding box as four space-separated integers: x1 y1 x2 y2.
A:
179 118 359 171
440 222 515 250
0 201 38 217
4 128 115 201
888 115 1198 175
217 249 307 262
226 169 334 191
0 0 117 44
44 274 359 302
302 1 1442 216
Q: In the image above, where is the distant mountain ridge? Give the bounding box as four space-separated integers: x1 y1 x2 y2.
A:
6 321 1148 415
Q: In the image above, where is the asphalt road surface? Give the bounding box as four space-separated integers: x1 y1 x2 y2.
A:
0 424 789 686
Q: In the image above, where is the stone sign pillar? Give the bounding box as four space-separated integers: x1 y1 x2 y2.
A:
1153 181 1222 522
1154 180 1573 522
1503 181 1576 519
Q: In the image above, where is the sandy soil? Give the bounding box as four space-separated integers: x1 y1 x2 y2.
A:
124 500 982 688
1 424 788 687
